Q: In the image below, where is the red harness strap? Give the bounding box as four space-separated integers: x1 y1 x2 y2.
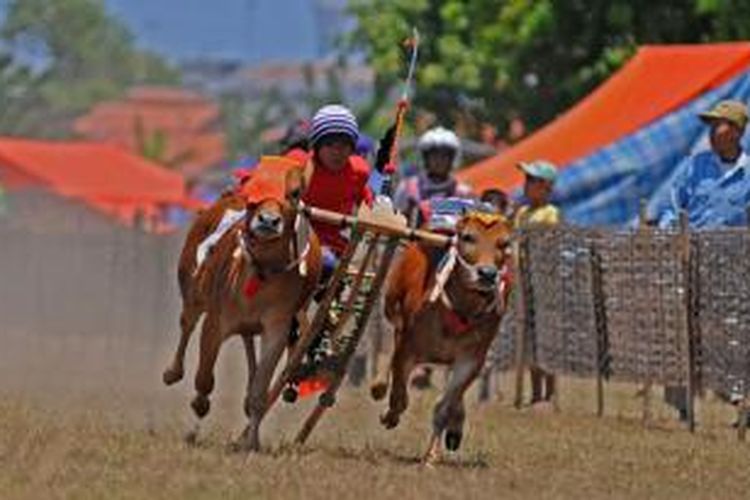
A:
243 276 263 300
442 307 472 336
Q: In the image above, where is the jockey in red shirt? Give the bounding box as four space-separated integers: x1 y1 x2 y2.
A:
286 105 373 394
302 104 373 270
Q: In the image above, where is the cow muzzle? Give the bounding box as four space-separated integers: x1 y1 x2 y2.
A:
249 210 284 239
475 264 499 290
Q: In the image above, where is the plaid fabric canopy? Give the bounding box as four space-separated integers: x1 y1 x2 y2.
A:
554 71 750 226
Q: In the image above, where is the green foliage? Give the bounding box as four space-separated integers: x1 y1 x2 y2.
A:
0 0 179 137
347 0 750 139
0 52 46 136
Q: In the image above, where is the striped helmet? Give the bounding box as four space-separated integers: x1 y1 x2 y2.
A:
309 104 359 147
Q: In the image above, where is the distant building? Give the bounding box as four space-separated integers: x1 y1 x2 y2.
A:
182 58 374 109
74 86 227 179
0 137 193 232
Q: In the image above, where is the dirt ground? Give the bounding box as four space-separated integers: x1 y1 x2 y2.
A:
2 330 750 500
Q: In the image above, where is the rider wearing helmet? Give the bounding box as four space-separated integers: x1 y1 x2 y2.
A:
303 104 373 258
394 126 473 226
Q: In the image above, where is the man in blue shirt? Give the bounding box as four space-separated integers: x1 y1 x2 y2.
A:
660 100 750 228
659 100 750 425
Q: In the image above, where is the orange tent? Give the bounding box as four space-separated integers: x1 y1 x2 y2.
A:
458 42 750 193
0 137 190 223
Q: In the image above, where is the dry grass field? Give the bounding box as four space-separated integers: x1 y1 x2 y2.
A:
2 330 750 500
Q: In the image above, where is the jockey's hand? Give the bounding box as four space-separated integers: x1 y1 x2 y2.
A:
374 124 397 173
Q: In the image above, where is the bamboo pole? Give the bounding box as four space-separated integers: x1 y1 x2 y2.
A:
513 234 531 409
590 243 608 418
679 210 696 433
638 199 653 426
738 398 749 442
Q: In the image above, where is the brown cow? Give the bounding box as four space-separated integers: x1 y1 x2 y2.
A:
168 167 322 451
371 211 512 464
163 191 246 385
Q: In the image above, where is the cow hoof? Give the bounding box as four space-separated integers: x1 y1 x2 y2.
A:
370 382 388 401
282 386 299 404
319 392 335 408
380 410 400 430
228 439 259 454
191 395 210 418
444 430 462 451
162 366 184 385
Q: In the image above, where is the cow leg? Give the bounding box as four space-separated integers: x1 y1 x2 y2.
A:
423 357 480 465
241 334 257 419
370 328 398 401
236 320 289 453
163 303 202 385
380 342 416 430
190 315 222 420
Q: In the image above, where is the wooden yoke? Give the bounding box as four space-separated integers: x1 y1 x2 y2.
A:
302 204 452 249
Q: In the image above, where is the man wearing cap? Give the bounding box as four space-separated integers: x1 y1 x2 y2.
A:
659 100 750 227
514 160 561 405
659 100 750 424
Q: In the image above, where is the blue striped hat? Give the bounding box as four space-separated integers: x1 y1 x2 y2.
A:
309 104 359 147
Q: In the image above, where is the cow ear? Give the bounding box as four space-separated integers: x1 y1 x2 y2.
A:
285 166 307 204
245 201 259 214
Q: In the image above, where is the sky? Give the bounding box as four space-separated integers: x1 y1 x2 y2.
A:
0 0 339 65
106 0 320 63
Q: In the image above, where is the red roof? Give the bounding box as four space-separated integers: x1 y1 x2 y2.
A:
74 86 226 177
458 42 750 192
0 137 189 223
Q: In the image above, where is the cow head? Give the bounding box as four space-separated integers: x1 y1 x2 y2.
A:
242 165 309 272
454 211 512 292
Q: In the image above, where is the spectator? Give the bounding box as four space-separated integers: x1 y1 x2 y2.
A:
514 160 561 405
656 100 750 424
659 100 750 228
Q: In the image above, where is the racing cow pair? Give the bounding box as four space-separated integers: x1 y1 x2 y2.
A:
162 162 512 463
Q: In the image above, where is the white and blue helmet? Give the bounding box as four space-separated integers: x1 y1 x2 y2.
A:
309 104 359 147
417 126 460 153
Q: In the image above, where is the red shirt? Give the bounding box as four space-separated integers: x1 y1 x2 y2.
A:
303 155 372 254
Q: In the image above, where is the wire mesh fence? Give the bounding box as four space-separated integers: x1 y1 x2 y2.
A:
504 224 750 406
